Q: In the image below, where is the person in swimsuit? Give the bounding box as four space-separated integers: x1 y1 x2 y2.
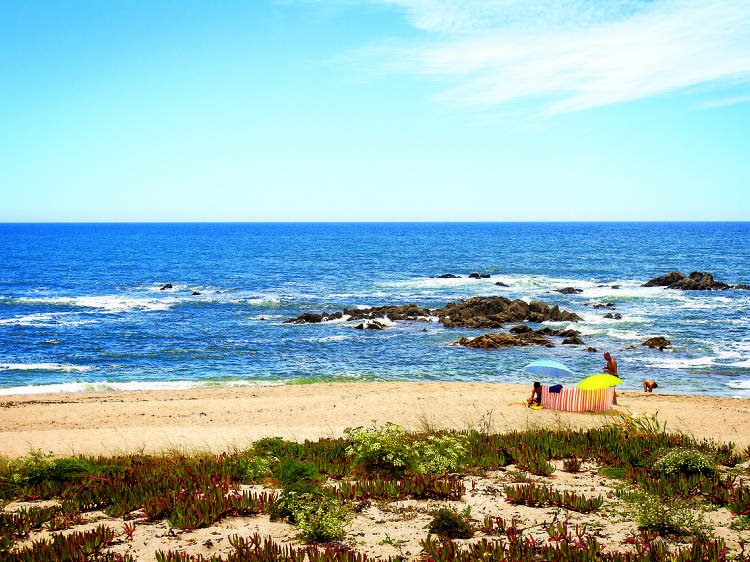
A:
643 380 658 392
527 381 542 407
603 352 619 404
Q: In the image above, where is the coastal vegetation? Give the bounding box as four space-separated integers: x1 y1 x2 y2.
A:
1 416 749 560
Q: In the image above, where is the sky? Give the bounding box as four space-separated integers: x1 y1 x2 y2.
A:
1 0 749 221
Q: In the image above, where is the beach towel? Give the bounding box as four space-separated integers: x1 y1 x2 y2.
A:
549 384 563 393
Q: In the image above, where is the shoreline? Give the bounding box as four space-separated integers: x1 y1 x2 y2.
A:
1 381 749 459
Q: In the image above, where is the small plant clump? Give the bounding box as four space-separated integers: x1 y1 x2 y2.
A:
630 492 712 538
427 507 474 539
270 491 351 543
653 448 717 477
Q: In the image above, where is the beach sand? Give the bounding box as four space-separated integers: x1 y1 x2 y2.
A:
1 382 749 458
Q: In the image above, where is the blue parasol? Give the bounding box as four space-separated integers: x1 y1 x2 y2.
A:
523 359 575 378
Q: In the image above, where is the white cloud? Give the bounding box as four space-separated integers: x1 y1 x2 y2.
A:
370 0 750 115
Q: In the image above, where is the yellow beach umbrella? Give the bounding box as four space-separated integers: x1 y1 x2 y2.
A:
576 373 622 390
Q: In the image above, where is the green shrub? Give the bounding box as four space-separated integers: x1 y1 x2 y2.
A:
233 451 277 483
269 491 350 543
427 507 474 539
346 425 468 476
653 448 717 477
346 424 417 476
413 434 468 474
631 492 711 538
273 458 323 487
268 483 323 522
6 451 92 486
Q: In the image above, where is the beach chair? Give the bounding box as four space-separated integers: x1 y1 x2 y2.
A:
540 385 615 412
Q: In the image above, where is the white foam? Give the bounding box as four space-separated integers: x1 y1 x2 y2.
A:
0 363 94 373
0 313 95 327
730 359 750 368
631 356 714 369
11 295 175 313
0 379 281 396
727 379 750 389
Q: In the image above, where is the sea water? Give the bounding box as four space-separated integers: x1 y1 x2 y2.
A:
1 222 748 398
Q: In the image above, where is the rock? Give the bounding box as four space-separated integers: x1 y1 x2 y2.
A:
509 325 532 334
562 336 585 345
549 305 561 321
528 300 549 315
355 321 385 330
160 283 173 290
604 313 613 319
611 285 620 289
642 272 686 287
593 303 615 309
586 347 598 352
437 274 461 278
468 272 490 279
283 313 323 324
495 281 509 287
455 332 553 349
555 287 583 294
192 291 201 295
643 271 729 290
555 329 581 338
734 284 750 290
642 337 671 350
614 313 622 320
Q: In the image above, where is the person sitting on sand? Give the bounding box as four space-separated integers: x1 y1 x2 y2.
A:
527 381 542 407
643 380 658 392
603 352 619 404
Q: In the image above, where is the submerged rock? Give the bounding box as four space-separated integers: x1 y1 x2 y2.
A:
160 283 172 290
555 287 583 294
642 336 671 350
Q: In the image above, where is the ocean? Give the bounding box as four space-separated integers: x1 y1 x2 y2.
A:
0 222 748 398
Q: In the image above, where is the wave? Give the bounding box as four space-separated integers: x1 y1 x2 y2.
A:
0 313 96 327
0 363 94 373
0 379 283 396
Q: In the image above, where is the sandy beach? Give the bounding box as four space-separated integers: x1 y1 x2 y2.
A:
1 382 749 459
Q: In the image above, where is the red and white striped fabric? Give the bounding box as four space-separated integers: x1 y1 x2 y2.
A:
541 385 615 412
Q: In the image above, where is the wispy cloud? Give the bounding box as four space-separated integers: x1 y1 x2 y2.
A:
366 0 750 115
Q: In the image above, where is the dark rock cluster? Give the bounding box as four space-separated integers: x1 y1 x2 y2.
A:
642 271 730 290
434 297 581 329
454 326 585 349
642 337 671 350
284 296 581 329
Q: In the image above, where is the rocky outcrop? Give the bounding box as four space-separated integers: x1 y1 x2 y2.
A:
455 325 585 349
284 313 324 324
642 337 671 350
436 274 461 278
734 284 750 290
593 303 615 309
434 297 581 328
562 336 585 345
603 313 622 320
284 296 582 329
355 321 385 330
160 283 172 290
469 273 491 279
555 287 583 294
455 332 554 349
642 271 730 290
495 281 509 287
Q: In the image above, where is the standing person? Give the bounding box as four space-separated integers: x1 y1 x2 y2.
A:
603 352 619 405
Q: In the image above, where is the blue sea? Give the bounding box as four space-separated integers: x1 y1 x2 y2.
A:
1 223 748 398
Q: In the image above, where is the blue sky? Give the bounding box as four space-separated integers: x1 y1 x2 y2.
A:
1 0 749 221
